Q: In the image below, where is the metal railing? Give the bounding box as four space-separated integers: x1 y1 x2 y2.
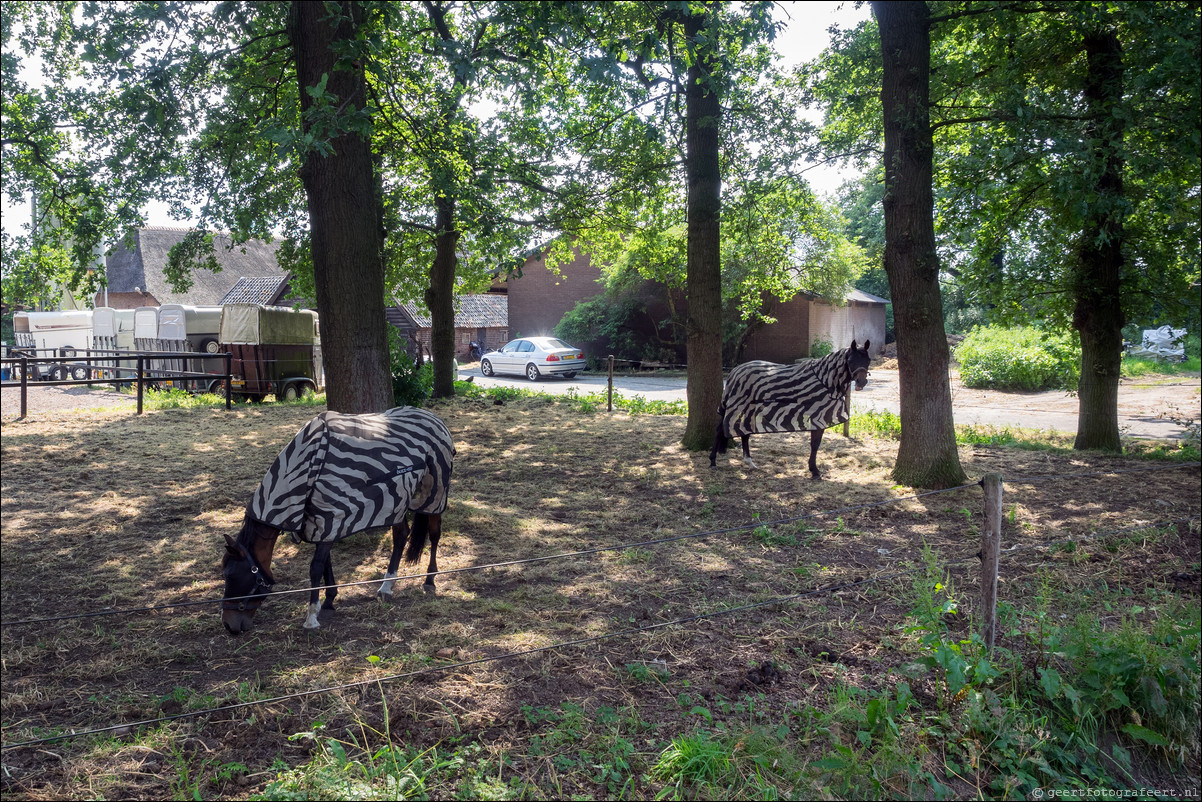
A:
1 347 233 418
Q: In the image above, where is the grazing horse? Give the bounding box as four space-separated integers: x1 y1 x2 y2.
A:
709 340 871 478
221 406 454 634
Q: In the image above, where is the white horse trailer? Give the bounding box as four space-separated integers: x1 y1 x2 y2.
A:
133 307 160 351
12 310 94 380
157 304 224 388
93 307 137 381
132 306 168 379
157 305 223 354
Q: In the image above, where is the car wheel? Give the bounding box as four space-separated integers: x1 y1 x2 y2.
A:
564 372 577 379
526 363 541 382
481 359 494 377
71 365 90 381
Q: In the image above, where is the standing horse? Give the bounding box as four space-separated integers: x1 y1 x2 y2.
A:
221 406 454 634
709 340 871 477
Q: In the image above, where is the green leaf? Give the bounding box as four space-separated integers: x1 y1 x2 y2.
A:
1120 724 1169 746
1038 667 1062 700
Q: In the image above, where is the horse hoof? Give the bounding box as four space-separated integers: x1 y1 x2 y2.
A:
423 584 437 595
376 591 393 602
321 602 335 611
303 617 321 630
743 459 758 470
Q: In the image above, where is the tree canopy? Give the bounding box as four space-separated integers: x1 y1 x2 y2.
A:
811 0 1200 456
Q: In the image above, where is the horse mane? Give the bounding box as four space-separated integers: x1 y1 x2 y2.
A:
221 513 258 568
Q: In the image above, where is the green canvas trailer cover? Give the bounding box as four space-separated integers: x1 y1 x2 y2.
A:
220 304 318 346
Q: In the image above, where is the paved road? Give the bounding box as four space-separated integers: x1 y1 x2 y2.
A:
461 366 1196 440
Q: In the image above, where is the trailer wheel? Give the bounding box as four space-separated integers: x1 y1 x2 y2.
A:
283 384 300 402
301 383 316 399
50 365 68 382
71 365 90 381
201 338 220 354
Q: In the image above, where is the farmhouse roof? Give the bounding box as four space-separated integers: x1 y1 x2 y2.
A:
221 275 292 306
846 289 888 305
105 227 287 307
390 294 509 329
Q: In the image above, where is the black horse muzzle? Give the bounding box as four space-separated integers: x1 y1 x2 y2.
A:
221 563 275 633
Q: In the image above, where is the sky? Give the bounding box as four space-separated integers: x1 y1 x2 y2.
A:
2 1 871 238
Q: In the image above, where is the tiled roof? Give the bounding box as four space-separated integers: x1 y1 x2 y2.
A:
105 227 289 306
221 275 291 305
394 294 508 329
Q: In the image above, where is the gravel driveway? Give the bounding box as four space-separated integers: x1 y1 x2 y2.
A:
461 364 1200 440
1 384 138 421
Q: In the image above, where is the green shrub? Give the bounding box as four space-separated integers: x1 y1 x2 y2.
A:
810 337 833 358
388 327 432 407
955 325 1079 391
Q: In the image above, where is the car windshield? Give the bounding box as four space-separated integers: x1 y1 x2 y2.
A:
539 338 574 350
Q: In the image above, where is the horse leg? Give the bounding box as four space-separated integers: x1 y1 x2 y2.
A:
708 423 726 467
377 516 410 601
422 513 442 595
305 543 334 629
321 551 337 611
741 435 758 470
808 428 825 480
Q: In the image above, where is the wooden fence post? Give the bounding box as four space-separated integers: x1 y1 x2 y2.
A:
19 356 28 420
981 473 1003 655
136 355 145 415
607 355 614 412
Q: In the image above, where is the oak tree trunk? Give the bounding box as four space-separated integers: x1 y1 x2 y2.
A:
289 1 392 413
873 0 965 488
428 195 459 398
1072 29 1125 452
681 3 724 452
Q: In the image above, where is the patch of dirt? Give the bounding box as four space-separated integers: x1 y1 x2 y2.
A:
1 399 1199 799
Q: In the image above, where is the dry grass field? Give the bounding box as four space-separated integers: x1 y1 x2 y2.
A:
1 395 1198 800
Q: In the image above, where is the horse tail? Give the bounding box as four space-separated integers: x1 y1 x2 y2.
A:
715 399 728 454
404 512 429 564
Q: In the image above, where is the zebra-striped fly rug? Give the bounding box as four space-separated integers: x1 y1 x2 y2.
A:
720 349 858 438
248 406 454 543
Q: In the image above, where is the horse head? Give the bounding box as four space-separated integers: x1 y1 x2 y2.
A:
220 520 279 635
849 339 872 390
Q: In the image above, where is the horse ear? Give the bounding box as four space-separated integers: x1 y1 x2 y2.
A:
224 534 244 557
863 339 871 353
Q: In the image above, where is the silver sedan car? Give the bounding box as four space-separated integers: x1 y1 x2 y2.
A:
480 337 586 381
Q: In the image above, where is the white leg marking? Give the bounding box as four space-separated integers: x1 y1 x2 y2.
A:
303 602 321 629
743 457 758 470
377 572 397 600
